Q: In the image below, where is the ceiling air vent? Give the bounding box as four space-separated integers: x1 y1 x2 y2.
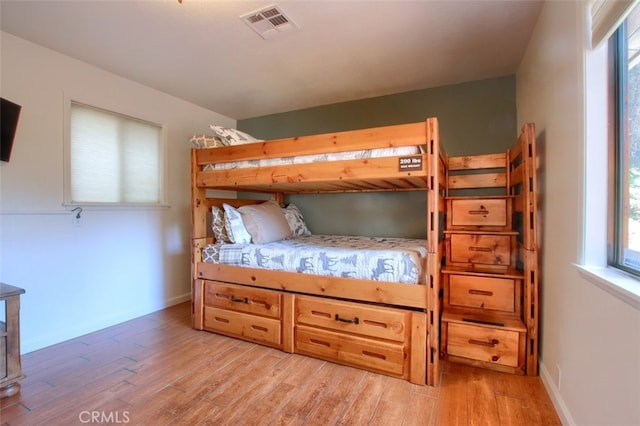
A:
241 5 299 40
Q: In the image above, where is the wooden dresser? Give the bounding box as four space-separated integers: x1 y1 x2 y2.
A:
0 283 25 398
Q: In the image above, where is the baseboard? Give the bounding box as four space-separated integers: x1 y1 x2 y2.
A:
22 292 192 354
167 292 191 306
539 362 576 426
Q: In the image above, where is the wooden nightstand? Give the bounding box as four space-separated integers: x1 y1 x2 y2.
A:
0 283 25 398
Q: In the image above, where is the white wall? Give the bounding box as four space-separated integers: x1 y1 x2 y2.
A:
516 2 640 425
0 32 234 353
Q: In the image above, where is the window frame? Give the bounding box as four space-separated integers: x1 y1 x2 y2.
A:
577 1 640 310
63 98 169 208
610 19 640 277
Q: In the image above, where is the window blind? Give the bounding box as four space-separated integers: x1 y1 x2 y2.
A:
591 0 640 48
69 102 164 205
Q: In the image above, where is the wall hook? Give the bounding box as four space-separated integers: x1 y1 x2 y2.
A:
71 207 83 219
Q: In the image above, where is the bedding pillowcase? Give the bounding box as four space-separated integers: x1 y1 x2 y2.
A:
238 200 292 244
211 206 231 243
209 126 263 146
190 134 227 149
222 204 252 244
282 203 311 237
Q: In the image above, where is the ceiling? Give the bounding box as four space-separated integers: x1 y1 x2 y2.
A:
0 0 544 120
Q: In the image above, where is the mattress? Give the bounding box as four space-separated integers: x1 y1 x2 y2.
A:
202 146 423 171
202 234 428 284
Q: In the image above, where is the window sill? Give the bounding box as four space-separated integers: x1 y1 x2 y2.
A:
576 264 640 310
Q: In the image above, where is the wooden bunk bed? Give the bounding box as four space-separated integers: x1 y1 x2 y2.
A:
190 117 539 386
191 118 444 386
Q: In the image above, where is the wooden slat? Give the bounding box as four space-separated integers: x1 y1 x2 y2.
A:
196 263 429 310
195 122 428 165
510 162 525 189
448 172 507 190
447 153 507 171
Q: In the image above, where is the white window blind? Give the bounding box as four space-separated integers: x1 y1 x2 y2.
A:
68 102 165 205
590 0 640 48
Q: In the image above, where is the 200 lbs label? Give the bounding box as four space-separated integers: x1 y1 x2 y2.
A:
399 156 423 171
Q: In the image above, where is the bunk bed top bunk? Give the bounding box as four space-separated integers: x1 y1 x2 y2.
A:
191 119 441 194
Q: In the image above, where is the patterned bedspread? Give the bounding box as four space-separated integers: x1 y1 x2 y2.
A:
203 146 423 171
202 235 428 284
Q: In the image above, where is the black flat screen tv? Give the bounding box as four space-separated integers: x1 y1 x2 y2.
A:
1 97 22 162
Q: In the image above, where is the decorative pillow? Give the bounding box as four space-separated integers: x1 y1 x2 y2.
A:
238 200 292 244
202 244 221 264
190 134 227 149
209 125 263 146
282 203 311 237
211 206 231 243
222 203 252 244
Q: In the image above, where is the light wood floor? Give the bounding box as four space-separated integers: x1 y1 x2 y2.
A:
0 302 560 425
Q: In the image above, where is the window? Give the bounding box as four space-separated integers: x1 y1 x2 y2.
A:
65 102 166 206
611 7 640 275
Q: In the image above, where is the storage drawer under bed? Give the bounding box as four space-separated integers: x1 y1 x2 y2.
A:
204 281 281 319
295 325 406 376
203 306 281 346
295 295 410 342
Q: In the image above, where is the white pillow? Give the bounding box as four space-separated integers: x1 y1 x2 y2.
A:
282 203 311 237
222 204 252 244
209 126 263 146
238 200 292 244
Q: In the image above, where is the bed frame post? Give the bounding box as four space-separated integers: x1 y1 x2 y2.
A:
425 117 442 386
191 149 208 329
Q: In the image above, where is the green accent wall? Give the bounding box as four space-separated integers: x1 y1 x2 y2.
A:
237 76 516 238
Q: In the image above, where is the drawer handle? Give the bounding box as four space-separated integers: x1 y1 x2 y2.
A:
230 296 248 304
468 207 489 216
492 355 500 362
363 319 388 329
250 299 268 308
468 338 499 347
309 338 331 347
469 246 492 253
335 314 359 325
362 351 386 360
469 289 494 296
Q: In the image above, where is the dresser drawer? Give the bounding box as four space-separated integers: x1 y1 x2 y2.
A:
204 306 281 346
295 325 406 376
448 234 513 267
295 296 409 343
450 198 508 228
446 322 520 367
448 275 516 313
204 281 280 319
